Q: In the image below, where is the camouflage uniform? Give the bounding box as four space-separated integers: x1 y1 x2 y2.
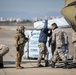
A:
51 28 67 68
14 26 28 69
38 42 48 66
0 44 9 68
72 31 76 63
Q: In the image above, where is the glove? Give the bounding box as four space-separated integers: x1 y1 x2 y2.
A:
16 47 19 51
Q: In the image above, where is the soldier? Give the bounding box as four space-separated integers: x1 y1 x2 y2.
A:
0 44 9 68
37 20 52 67
72 27 76 63
51 23 68 68
14 26 28 69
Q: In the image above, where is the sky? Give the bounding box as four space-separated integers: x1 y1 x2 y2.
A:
0 0 65 20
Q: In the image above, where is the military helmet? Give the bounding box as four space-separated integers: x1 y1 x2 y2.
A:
16 26 25 33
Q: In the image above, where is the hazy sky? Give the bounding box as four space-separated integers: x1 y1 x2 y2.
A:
0 0 65 19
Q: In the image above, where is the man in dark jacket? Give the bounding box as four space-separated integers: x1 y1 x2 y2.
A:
37 20 52 67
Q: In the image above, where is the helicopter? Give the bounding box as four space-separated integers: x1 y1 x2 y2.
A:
61 0 76 30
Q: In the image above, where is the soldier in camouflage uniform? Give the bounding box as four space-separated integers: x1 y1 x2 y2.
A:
0 44 9 68
14 26 28 69
72 28 76 63
51 23 68 68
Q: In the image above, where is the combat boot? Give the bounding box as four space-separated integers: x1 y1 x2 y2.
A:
19 64 24 68
16 64 24 69
37 60 44 67
51 61 55 68
37 64 44 67
63 62 68 69
19 66 24 68
16 66 23 69
45 60 49 67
